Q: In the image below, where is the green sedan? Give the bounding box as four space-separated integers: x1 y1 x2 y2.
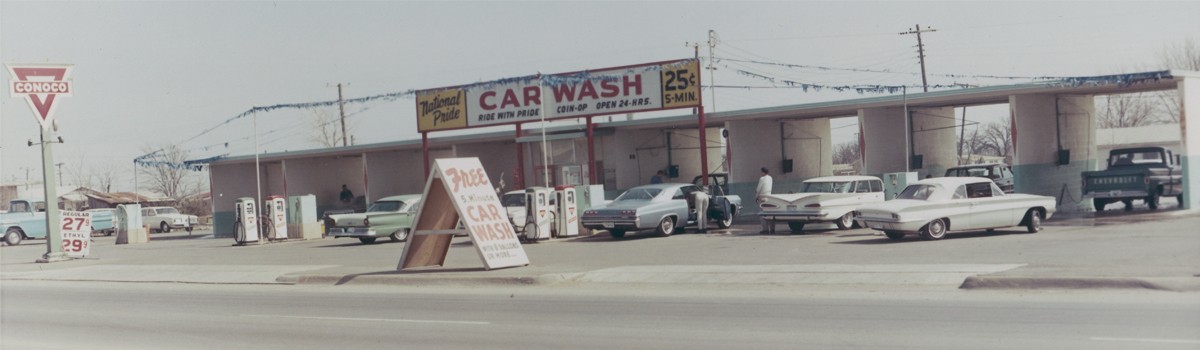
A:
328 194 422 244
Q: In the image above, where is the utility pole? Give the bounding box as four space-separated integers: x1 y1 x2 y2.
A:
706 29 719 112
337 83 348 147
899 24 936 92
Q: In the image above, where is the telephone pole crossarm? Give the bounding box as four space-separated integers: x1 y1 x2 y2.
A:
899 24 937 93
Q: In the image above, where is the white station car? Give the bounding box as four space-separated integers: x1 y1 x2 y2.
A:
855 177 1056 241
141 207 199 233
758 176 885 233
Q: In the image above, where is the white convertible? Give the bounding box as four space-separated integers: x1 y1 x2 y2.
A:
855 177 1056 241
758 176 885 233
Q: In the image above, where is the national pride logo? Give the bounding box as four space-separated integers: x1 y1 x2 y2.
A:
8 64 73 130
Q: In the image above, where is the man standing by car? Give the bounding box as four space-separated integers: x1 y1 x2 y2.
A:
757 167 773 234
339 184 354 203
692 187 710 233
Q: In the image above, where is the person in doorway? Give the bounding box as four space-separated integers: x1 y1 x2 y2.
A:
756 167 774 234
692 187 710 234
339 184 353 203
650 170 665 184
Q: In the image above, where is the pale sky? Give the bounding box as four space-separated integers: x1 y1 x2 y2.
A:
2 1 1197 191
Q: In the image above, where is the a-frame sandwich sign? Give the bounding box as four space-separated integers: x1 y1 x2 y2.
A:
399 158 529 270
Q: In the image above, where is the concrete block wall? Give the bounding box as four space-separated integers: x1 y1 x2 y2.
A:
666 127 724 184
910 107 957 179
454 141 518 191
726 119 782 183
1010 94 1097 212
780 118 833 181
603 128 667 189
284 156 367 216
858 107 908 175
210 162 259 238
364 150 426 200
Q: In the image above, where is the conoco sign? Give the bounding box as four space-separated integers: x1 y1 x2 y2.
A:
7 64 73 130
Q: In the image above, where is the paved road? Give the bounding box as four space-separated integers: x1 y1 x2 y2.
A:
3 281 1199 350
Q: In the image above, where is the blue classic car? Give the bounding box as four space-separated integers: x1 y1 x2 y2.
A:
581 183 742 239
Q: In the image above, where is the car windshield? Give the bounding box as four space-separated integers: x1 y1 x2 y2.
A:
367 201 403 212
1109 151 1163 167
615 188 662 201
801 181 853 193
502 193 525 207
897 184 939 200
156 208 180 215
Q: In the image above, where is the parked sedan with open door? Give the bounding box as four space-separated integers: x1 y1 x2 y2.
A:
855 177 1055 241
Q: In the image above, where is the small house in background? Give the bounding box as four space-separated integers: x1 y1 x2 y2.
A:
85 192 171 209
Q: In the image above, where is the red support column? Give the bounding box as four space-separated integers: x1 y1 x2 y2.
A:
422 132 430 178
586 117 596 185
515 123 525 189
699 106 709 186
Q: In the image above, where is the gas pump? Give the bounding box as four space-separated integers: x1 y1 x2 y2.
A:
522 187 554 242
883 172 919 200
264 196 287 240
234 197 259 245
554 186 579 237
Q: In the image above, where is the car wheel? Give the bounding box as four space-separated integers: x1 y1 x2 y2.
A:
1147 194 1160 210
1093 198 1107 212
186 227 193 233
919 218 947 240
835 213 854 230
884 230 905 240
1024 209 1043 233
609 229 626 239
160 222 171 233
3 228 22 246
717 209 733 229
359 237 377 244
389 229 409 242
787 222 805 234
1178 195 1185 207
1122 199 1133 211
656 217 675 237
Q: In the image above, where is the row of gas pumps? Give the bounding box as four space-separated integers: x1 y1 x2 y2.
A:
232 195 321 245
516 186 583 242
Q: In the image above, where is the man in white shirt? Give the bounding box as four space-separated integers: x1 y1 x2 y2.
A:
756 167 773 234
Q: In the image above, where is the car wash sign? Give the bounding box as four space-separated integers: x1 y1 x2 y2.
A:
7 64 73 130
416 59 701 132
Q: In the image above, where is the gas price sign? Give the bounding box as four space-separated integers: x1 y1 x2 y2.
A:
60 211 92 258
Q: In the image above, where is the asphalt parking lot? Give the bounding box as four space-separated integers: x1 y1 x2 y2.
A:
2 206 1199 290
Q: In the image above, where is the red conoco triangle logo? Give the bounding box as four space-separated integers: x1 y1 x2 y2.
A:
8 65 73 128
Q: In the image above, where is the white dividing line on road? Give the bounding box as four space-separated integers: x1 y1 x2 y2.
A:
242 314 490 325
1090 337 1200 345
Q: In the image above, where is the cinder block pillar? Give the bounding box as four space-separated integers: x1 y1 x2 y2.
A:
780 118 833 181
911 107 958 178
1010 94 1097 212
858 107 908 176
726 119 783 183
1179 76 1200 209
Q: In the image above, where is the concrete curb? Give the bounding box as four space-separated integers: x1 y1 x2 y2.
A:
960 276 1200 292
277 273 570 286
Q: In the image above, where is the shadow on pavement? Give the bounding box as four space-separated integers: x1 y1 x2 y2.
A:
832 229 1030 245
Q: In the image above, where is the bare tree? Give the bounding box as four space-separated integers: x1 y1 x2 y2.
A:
93 164 118 193
309 108 355 147
832 139 860 165
963 120 1014 164
138 144 203 200
1097 93 1159 128
1153 37 1199 123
